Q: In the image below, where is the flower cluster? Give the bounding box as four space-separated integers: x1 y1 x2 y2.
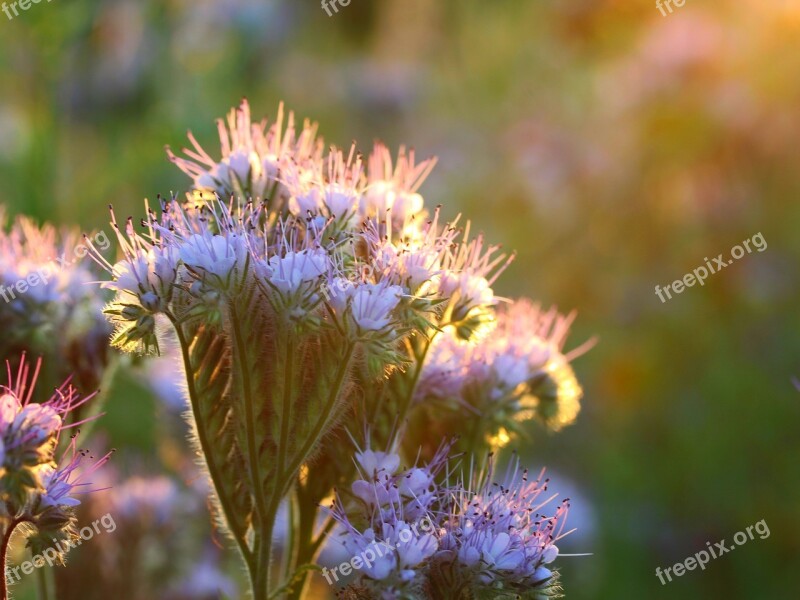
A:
95 100 587 600
104 100 511 349
326 443 451 597
167 102 437 234
330 447 569 599
0 356 111 563
0 211 113 402
434 461 569 597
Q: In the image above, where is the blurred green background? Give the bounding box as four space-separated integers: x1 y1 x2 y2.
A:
2 0 799 598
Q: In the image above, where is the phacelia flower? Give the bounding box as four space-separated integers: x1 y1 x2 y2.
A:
349 282 404 331
95 101 590 600
168 100 322 203
361 142 437 227
0 356 111 564
328 442 453 595
265 248 329 295
330 444 576 600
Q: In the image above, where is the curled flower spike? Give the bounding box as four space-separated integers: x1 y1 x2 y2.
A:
168 100 323 203
330 444 575 600
327 441 456 595
361 142 437 228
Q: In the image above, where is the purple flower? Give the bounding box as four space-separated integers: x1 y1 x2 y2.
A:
439 459 570 590
0 356 110 561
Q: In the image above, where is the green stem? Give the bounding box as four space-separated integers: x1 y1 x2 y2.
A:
286 506 334 600
282 342 355 485
230 306 272 599
278 336 295 479
390 333 436 448
280 489 299 585
270 342 355 598
0 524 13 600
35 564 51 600
0 518 31 600
169 320 255 586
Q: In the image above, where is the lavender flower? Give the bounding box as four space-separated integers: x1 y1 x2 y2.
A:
330 446 572 600
167 101 322 203
327 444 451 596
361 142 437 227
432 459 570 597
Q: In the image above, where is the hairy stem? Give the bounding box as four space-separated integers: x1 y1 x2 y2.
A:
274 342 355 598
278 335 295 481
283 342 355 485
390 333 436 448
170 319 255 586
286 510 336 600
230 306 272 599
0 524 12 600
0 518 30 600
281 489 299 585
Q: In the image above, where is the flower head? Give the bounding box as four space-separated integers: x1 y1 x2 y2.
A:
168 100 322 203
436 458 570 593
329 442 453 594
361 142 437 227
91 100 590 600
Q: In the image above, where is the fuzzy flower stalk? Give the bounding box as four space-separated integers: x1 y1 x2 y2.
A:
97 100 589 599
0 356 111 600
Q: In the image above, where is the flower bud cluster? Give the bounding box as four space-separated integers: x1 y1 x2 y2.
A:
100 101 511 358
97 101 589 600
328 444 451 595
435 460 569 595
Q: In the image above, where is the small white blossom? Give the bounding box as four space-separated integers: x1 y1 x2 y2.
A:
179 233 248 280
265 249 328 294
350 282 403 331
